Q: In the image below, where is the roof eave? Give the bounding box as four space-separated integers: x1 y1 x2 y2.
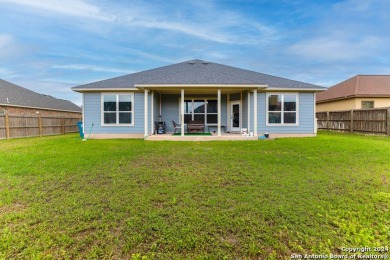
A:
135 84 268 89
265 87 326 92
72 87 139 93
316 94 390 103
0 103 82 113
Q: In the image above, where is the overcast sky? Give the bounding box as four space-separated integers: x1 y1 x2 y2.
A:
1 0 389 105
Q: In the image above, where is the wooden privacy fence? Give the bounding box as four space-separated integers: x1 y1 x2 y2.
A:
0 114 82 139
317 107 390 135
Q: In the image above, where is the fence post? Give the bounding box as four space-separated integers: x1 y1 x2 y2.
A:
5 111 10 139
387 108 390 136
61 118 65 134
326 111 330 130
350 110 354 133
38 115 42 136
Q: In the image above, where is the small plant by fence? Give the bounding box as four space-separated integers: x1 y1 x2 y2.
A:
316 107 390 135
0 114 81 139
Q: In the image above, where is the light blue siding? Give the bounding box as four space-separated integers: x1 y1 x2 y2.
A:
84 92 145 134
84 91 315 136
161 94 179 132
257 92 315 134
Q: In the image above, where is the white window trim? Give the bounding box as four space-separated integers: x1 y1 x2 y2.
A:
101 92 135 127
266 92 299 126
178 98 218 125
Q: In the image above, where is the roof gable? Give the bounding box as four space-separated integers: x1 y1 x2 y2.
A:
0 79 81 112
72 59 324 91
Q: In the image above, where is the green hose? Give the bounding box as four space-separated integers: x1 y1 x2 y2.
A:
83 123 94 141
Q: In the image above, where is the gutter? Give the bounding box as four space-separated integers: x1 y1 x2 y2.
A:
0 103 82 113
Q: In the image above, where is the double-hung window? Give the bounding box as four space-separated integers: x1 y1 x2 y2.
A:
267 93 298 125
102 93 134 126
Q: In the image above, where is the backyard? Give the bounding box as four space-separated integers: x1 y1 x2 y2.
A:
0 132 389 259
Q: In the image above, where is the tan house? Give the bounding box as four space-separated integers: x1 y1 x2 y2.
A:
316 75 390 112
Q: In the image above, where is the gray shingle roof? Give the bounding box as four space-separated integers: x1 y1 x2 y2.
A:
72 59 325 90
0 79 82 112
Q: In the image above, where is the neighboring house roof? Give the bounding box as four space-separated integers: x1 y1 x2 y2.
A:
317 75 390 103
72 59 325 91
0 79 82 112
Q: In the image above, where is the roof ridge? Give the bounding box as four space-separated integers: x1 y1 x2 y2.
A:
206 62 260 84
136 61 203 84
74 60 199 88
355 75 360 95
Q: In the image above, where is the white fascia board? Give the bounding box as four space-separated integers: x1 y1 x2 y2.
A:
264 87 325 92
72 88 139 93
0 103 81 113
135 84 267 88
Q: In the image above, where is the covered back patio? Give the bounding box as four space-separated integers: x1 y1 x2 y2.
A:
140 85 264 139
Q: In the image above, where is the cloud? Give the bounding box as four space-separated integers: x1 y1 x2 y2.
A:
288 36 382 61
0 0 275 45
0 0 113 21
52 64 134 74
0 33 38 61
284 0 390 63
0 67 17 77
0 34 13 49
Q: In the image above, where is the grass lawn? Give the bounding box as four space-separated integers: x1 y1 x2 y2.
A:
0 132 389 259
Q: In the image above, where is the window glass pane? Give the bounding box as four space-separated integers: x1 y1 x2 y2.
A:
119 112 132 124
194 114 205 122
184 100 192 113
269 112 281 124
104 112 116 124
207 100 218 113
284 112 296 123
193 100 205 113
268 95 281 111
184 114 192 124
119 95 132 111
104 95 116 111
284 95 296 111
361 101 374 109
232 104 240 127
207 114 217 124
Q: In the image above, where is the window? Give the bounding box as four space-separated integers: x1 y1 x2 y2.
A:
182 99 218 124
102 93 134 125
267 94 298 125
361 101 374 109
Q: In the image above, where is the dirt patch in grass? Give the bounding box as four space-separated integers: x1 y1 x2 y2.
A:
0 202 26 215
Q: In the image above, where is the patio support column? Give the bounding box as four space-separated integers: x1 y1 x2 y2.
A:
253 89 258 136
247 91 250 132
144 89 148 138
217 89 221 136
181 89 185 136
151 90 154 135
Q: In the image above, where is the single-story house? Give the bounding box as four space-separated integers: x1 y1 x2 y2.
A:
0 79 82 117
316 75 390 112
72 59 325 139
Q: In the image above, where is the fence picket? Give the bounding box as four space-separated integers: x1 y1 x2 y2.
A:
0 115 81 139
317 108 389 135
